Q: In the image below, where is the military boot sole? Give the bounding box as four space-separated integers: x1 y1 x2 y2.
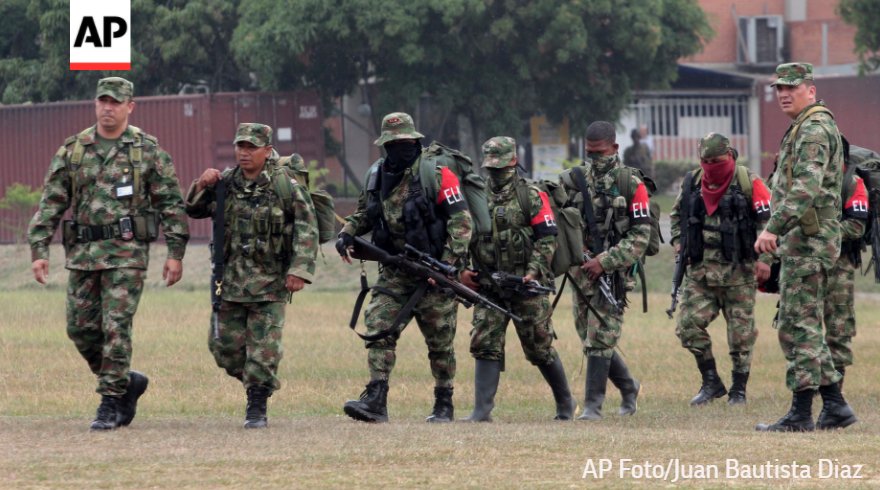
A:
755 421 815 432
89 420 118 431
817 412 858 430
244 419 268 429
576 410 603 421
344 402 389 423
727 394 747 406
689 386 727 406
117 372 149 427
425 415 453 423
554 398 577 421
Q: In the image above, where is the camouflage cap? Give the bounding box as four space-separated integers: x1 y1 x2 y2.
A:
233 123 273 147
698 132 733 160
770 62 814 87
95 77 134 101
373 112 425 146
481 136 517 168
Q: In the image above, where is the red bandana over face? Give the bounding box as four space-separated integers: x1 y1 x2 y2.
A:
700 156 736 216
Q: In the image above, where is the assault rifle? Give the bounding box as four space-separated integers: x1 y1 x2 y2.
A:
489 271 555 297
667 172 695 319
350 237 522 322
583 252 622 314
867 219 880 283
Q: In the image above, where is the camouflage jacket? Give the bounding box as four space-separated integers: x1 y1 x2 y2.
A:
341 156 473 266
185 160 318 303
471 178 557 285
766 101 843 266
670 166 771 287
28 125 189 270
559 156 651 272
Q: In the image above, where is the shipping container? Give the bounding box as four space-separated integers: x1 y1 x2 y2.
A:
0 91 325 243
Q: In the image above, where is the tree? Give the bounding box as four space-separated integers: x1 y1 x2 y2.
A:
233 0 712 147
839 0 880 74
0 183 42 244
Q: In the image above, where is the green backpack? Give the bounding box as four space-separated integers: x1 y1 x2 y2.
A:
275 153 337 244
419 141 492 236
514 178 585 276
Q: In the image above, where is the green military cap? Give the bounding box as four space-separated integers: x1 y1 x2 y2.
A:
96 77 134 101
770 62 814 87
481 136 517 168
233 123 273 147
373 112 425 146
698 132 732 159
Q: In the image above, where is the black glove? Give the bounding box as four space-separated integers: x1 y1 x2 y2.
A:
336 232 354 257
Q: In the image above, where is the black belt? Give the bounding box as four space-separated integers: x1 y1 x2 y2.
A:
73 218 132 242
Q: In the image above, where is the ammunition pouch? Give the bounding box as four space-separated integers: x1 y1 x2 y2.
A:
63 213 159 244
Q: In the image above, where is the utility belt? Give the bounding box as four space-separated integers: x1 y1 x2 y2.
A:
798 206 837 236
63 213 159 244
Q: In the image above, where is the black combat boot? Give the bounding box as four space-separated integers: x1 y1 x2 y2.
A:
343 380 389 423
755 389 816 432
244 386 271 429
816 382 858 430
463 360 501 422
690 358 727 406
117 371 149 427
537 358 576 420
426 386 454 423
608 352 640 416
90 395 120 431
577 356 611 421
727 371 749 406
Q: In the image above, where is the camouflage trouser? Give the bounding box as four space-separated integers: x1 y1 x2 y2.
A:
778 256 842 391
470 290 558 368
363 267 457 388
823 256 855 369
67 268 145 396
210 300 285 392
675 275 758 373
570 267 621 359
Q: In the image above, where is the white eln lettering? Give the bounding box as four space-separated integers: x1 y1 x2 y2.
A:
755 200 770 212
631 202 649 218
443 186 464 205
543 214 556 227
853 200 868 213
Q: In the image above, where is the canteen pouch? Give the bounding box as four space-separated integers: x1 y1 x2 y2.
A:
798 207 819 236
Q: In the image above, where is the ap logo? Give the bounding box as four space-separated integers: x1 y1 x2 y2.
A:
70 0 131 70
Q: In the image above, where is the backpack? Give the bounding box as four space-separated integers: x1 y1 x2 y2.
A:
514 178 585 276
846 143 880 281
419 141 492 236
616 166 663 256
275 153 337 244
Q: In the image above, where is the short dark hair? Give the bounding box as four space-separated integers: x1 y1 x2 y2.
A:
586 121 616 143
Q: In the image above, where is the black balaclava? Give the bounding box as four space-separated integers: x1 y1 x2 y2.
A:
381 140 422 198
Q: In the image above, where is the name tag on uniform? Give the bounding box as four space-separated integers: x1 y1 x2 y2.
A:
115 184 134 198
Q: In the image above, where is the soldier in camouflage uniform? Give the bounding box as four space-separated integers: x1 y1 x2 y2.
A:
558 121 648 420
755 62 857 432
458 137 574 422
670 133 772 406
623 128 653 178
185 123 318 429
337 112 473 423
825 152 869 390
28 77 190 431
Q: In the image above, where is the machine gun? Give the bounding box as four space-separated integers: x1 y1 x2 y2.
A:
350 237 522 322
488 271 555 297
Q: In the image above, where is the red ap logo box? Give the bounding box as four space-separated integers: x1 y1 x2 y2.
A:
70 0 131 70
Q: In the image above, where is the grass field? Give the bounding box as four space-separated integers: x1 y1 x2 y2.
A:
2 244 880 488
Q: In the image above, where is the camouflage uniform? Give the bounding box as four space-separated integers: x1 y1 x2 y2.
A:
341 112 472 423
185 124 318 394
560 154 651 359
28 78 189 402
558 132 649 420
670 133 772 405
825 172 868 372
623 139 653 178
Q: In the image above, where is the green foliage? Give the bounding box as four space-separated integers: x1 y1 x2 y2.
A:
839 0 880 74
307 160 330 190
0 183 42 243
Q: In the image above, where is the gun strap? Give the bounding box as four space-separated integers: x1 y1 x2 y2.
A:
551 272 568 311
572 166 602 253
635 261 648 313
211 178 227 312
562 272 612 331
349 272 428 342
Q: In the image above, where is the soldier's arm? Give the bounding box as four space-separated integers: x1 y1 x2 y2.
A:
434 167 472 267
27 147 72 262
149 147 189 260
526 188 557 280
764 122 833 236
287 183 319 283
841 176 868 240
748 171 776 265
598 176 651 271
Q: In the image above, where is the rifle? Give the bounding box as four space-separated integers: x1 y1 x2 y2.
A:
350 237 522 322
210 179 227 340
583 252 622 314
667 172 695 319
488 271 555 297
867 220 880 283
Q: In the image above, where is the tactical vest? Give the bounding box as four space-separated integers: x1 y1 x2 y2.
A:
364 158 446 259
684 166 757 265
224 166 296 273
473 178 536 277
